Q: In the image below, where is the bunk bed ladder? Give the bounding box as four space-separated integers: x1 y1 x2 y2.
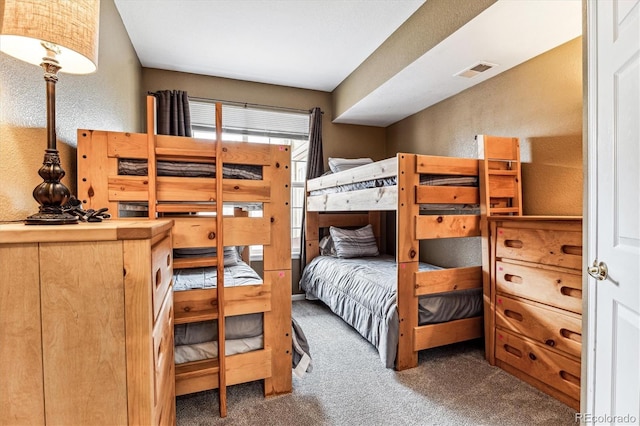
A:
146 96 227 416
477 134 523 364
477 135 523 217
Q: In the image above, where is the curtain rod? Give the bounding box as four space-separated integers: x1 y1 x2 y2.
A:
149 92 322 114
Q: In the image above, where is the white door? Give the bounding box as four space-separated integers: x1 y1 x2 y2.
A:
585 0 640 422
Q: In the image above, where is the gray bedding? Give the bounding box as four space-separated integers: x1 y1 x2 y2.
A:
118 158 262 179
308 174 478 196
299 255 482 368
173 260 265 363
173 260 263 291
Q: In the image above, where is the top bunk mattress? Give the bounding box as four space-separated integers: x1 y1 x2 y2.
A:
118 158 262 179
308 174 478 196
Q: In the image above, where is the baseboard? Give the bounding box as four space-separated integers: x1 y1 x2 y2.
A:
291 294 306 301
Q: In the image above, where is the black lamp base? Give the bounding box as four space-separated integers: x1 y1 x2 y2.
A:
25 208 78 225
25 148 78 226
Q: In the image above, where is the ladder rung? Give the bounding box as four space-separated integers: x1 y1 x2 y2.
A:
490 207 521 214
174 308 218 325
175 358 220 380
157 203 217 213
488 169 518 176
173 257 217 269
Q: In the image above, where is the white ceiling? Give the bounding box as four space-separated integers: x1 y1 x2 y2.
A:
114 0 582 127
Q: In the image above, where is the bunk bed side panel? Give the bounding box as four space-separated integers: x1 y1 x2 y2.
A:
396 153 419 370
77 129 118 215
262 144 292 395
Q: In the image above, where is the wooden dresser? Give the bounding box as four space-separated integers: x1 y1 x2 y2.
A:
0 220 175 425
484 216 583 410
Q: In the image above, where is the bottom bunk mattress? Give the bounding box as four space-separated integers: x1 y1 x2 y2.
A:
173 260 313 375
173 260 265 364
299 255 482 368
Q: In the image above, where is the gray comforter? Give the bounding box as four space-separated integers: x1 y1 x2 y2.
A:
299 255 482 368
173 261 262 291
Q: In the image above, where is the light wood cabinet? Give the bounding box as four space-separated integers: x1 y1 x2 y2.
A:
0 220 175 425
485 216 582 410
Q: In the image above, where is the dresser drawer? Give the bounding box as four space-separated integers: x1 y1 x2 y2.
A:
495 226 582 270
152 234 173 322
153 290 174 417
154 359 175 426
496 295 581 358
495 260 582 314
495 329 580 401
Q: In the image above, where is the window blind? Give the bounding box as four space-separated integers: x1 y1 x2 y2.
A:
190 100 309 139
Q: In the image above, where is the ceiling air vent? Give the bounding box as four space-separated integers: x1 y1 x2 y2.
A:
454 62 497 79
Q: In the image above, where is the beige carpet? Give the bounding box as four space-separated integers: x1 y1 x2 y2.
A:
176 299 577 425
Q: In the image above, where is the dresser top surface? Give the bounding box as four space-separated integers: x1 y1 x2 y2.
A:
0 219 173 244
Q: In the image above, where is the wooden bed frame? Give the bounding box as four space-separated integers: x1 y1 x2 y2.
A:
77 96 292 417
305 135 521 370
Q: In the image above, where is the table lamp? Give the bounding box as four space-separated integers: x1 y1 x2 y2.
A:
0 0 100 224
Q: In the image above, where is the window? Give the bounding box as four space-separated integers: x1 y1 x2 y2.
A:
190 100 310 258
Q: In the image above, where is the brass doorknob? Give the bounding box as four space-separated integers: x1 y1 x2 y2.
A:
588 260 608 281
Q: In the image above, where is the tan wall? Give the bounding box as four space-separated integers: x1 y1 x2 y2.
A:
141 68 387 168
0 0 142 222
386 37 583 266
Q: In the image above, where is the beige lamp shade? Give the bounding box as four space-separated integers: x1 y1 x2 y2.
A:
0 0 100 74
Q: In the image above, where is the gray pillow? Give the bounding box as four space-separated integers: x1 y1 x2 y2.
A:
329 224 379 258
327 157 373 173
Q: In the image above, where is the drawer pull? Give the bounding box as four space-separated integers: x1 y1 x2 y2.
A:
155 269 161 289
560 370 580 386
504 273 522 284
562 244 582 256
504 309 524 322
528 352 537 361
166 254 171 267
545 339 556 347
505 239 523 249
560 328 582 343
504 344 522 358
560 286 582 299
208 232 216 240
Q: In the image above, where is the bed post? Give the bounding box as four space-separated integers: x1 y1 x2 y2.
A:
396 153 420 370
368 211 381 252
77 129 118 214
263 144 293 396
305 211 319 265
146 95 158 219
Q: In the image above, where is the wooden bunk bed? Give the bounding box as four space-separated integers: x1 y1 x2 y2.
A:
77 96 292 417
302 135 521 370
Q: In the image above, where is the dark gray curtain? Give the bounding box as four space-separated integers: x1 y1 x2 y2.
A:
300 107 324 272
154 90 192 136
